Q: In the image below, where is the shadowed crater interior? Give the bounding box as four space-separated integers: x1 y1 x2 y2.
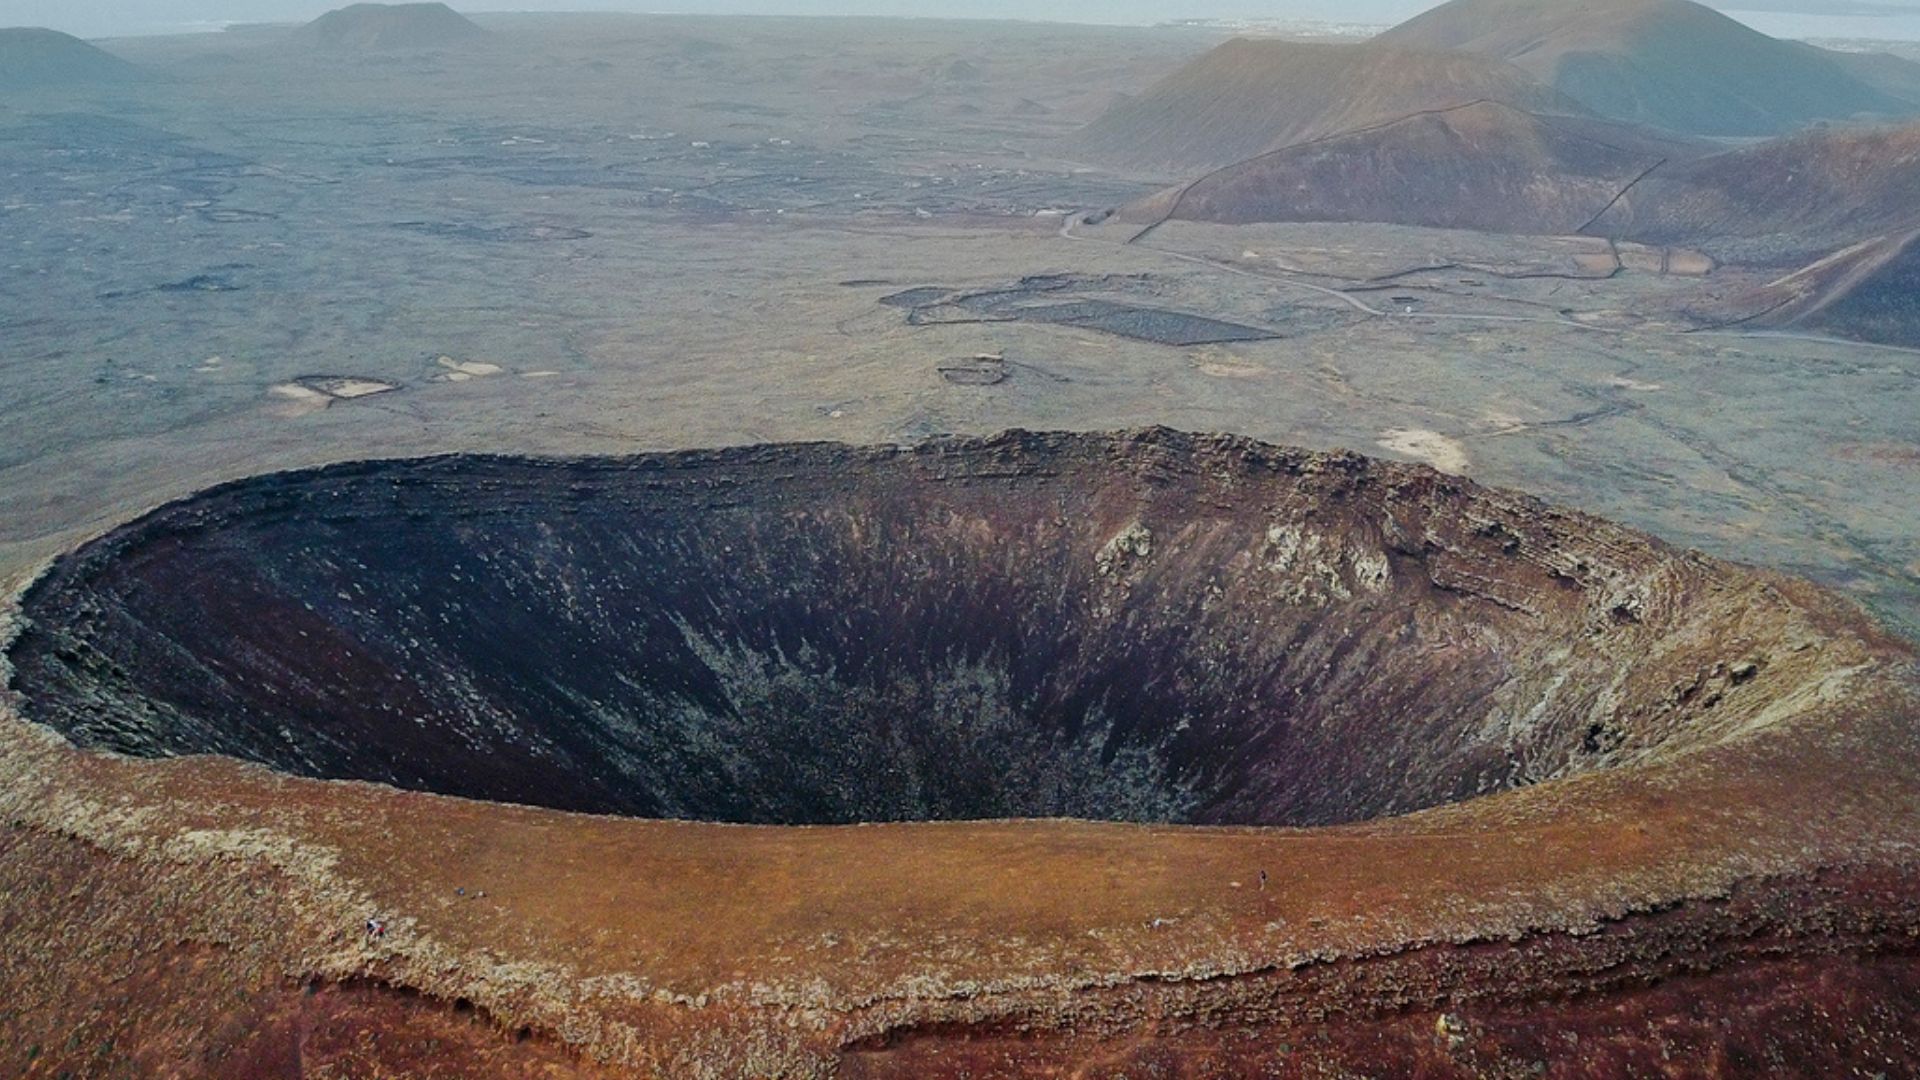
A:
8 429 1794 826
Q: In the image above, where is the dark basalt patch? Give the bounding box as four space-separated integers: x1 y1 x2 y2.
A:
157 274 243 293
938 356 1008 386
883 276 1283 346
3 429 1817 826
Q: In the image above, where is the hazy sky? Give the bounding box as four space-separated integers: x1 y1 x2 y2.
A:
6 0 1920 40
0 0 1413 38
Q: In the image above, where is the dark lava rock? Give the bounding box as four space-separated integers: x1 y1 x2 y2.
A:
157 274 243 293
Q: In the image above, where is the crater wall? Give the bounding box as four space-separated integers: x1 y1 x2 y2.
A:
9 429 1834 827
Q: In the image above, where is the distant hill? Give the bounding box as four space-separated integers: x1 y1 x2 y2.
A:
0 28 142 92
1069 39 1583 173
293 3 487 51
1115 109 1920 253
1375 0 1918 135
1587 121 1920 249
1119 101 1707 236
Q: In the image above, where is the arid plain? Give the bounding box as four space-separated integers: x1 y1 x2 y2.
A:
3 13 1918 639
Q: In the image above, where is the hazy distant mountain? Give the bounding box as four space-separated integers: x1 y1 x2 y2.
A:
0 27 142 91
1376 0 1918 134
1119 101 1708 234
1706 0 1918 14
291 3 487 51
1071 38 1581 172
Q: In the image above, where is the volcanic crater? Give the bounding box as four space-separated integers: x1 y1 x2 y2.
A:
5 429 1919 1076
0 429 1873 828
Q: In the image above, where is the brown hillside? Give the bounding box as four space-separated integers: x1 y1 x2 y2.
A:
1589 120 1920 249
1071 38 1582 173
1122 101 1704 235
1376 0 1917 135
1122 114 1919 258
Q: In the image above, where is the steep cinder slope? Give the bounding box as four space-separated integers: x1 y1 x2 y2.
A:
0 27 141 92
1796 231 1920 346
1070 38 1582 173
1720 228 1920 346
1376 0 1916 134
1123 101 1704 235
292 3 486 51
